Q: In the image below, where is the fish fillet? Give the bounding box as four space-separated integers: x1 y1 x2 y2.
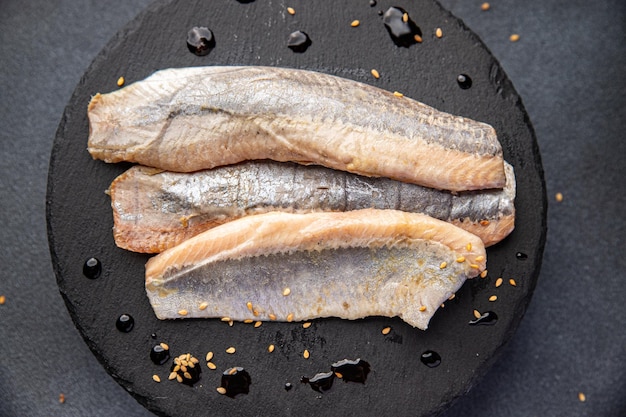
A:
145 209 486 330
88 66 505 192
110 161 515 253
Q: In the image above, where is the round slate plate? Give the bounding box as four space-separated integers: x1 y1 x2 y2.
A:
46 0 546 416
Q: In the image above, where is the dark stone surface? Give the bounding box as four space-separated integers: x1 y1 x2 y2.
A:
0 1 624 417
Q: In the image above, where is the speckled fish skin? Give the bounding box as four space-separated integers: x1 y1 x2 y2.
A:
110 161 515 253
88 66 505 192
145 209 487 330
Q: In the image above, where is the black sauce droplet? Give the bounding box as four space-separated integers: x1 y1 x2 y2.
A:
457 74 473 89
287 31 312 53
150 344 170 365
186 27 215 56
331 358 371 383
383 7 422 47
284 382 293 391
150 333 157 339
83 257 101 279
170 355 201 386
115 314 134 332
369 0 377 6
220 367 251 397
301 372 334 393
420 351 442 368
469 311 498 326
516 252 528 260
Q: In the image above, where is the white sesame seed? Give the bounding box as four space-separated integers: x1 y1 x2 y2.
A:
217 387 227 395
226 347 236 354
382 326 391 335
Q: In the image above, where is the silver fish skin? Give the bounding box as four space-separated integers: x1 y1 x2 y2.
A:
145 209 487 330
110 161 515 253
88 66 506 192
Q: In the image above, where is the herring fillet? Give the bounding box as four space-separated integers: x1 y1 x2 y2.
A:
145 209 487 330
88 66 506 192
110 161 515 253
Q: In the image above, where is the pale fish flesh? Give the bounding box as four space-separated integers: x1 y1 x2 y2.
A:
110 161 515 253
145 209 487 330
88 66 506 192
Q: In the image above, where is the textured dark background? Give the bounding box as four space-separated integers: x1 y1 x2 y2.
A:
0 0 624 416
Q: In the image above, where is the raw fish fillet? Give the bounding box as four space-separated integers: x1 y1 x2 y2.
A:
145 209 486 330
110 161 515 253
88 66 505 192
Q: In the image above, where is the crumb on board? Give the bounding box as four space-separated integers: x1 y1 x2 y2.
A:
58 393 65 404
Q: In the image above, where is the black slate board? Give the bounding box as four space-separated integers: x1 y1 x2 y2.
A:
46 0 546 416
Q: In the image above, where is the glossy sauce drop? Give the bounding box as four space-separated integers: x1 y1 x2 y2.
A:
457 74 473 89
301 372 334 393
83 257 101 279
369 0 377 6
284 382 293 391
220 367 252 397
382 7 422 47
331 358 371 383
516 252 528 260
420 351 442 368
150 344 170 365
469 311 498 326
115 314 134 332
287 31 312 53
186 27 215 56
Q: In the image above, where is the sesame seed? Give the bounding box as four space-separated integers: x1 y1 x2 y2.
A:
173 365 180 372
480 220 491 226
509 34 520 42
495 278 503 287
473 309 481 319
481 2 490 11
555 192 563 202
382 326 391 335
160 342 169 350
198 302 208 310
441 303 445 308
190 356 199 364
221 317 231 322
475 255 485 262
228 320 234 326
254 321 262 328
188 362 195 369
268 344 275 353
176 375 183 383
283 287 291 296
393 91 404 97
207 362 217 370
180 365 187 373
335 372 343 378
466 243 472 251
303 349 310 359
228 367 238 375
244 319 253 324
253 309 260 317
351 20 360 27
246 301 253 311
456 256 466 263
217 387 227 395
287 6 295 15
168 371 177 380
58 393 65 404
509 278 517 287
448 293 456 301
419 305 427 312
287 313 294 322
489 295 498 302
439 261 447 269
402 12 409 23
371 69 380 79
302 322 312 329
178 309 188 316
117 76 125 87
578 392 586 402
470 264 480 269
269 314 277 320
480 270 488 278
0 295 5 305
414 34 423 43
435 27 443 38
226 347 236 354
153 374 161 383
173 358 180 365
205 351 213 361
